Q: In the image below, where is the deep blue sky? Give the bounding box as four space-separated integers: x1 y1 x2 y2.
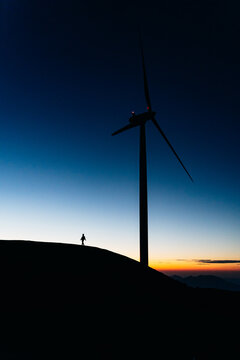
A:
0 0 239 273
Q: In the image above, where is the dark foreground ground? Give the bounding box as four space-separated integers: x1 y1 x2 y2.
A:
0 240 239 359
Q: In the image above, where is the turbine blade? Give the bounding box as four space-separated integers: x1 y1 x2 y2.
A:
152 117 193 182
139 33 152 111
112 123 138 136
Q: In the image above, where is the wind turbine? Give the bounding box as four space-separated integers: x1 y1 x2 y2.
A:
112 38 193 267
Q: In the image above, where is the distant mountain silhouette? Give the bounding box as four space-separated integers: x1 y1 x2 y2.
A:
0 240 239 359
172 275 240 292
227 277 240 286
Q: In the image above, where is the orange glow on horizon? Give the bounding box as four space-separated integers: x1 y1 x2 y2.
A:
150 259 240 276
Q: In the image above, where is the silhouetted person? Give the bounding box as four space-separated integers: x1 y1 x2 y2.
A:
80 234 86 245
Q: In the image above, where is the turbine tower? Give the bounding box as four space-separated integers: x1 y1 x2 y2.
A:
112 38 193 266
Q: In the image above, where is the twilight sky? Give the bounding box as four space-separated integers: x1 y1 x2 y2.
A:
0 0 239 275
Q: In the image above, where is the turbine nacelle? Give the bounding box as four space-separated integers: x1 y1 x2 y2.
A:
129 110 156 126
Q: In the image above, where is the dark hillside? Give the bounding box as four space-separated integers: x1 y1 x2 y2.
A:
0 240 239 359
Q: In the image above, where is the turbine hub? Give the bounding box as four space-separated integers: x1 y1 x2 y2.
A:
129 111 156 125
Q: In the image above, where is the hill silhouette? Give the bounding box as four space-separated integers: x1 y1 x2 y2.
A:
0 240 239 359
172 274 240 292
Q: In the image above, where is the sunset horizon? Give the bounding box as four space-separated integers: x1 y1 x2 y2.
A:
1 237 239 278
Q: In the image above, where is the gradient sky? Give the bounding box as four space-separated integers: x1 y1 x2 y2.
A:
0 0 239 276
